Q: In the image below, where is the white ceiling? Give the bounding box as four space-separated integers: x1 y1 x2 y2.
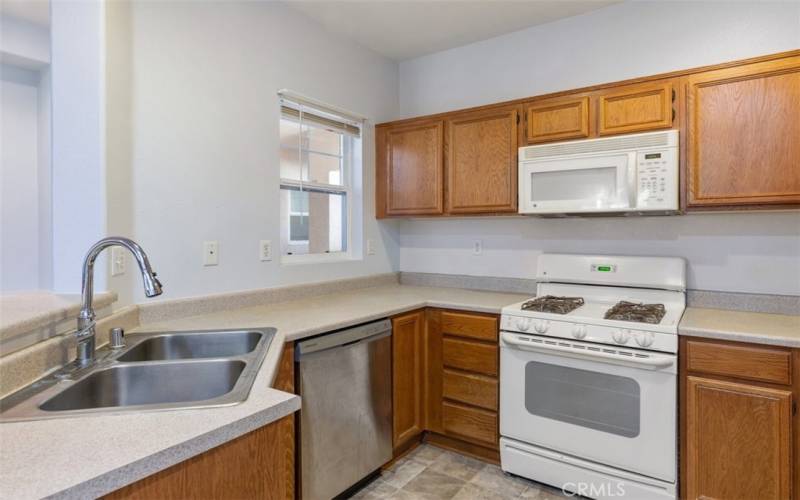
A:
0 0 49 26
284 0 621 61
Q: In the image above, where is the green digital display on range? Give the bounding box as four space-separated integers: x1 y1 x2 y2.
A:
645 153 662 159
597 266 612 272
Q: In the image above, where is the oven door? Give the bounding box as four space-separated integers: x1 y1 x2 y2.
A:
519 153 636 214
499 331 676 482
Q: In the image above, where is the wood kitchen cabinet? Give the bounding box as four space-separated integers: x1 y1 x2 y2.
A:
445 106 520 214
376 120 444 217
685 55 800 208
377 50 799 215
426 309 500 462
680 337 799 500
596 81 674 136
524 96 590 144
389 308 500 463
391 309 426 454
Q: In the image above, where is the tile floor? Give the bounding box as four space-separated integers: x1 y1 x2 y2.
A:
349 444 571 500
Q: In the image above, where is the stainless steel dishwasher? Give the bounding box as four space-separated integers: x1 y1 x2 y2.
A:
296 319 392 500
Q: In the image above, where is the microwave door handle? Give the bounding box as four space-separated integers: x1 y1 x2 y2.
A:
627 152 638 208
501 332 675 370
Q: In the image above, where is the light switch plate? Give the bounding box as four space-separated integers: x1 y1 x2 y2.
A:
366 239 375 255
472 239 483 256
203 241 219 266
111 247 126 276
259 240 272 261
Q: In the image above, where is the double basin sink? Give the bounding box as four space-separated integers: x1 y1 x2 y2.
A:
0 328 275 422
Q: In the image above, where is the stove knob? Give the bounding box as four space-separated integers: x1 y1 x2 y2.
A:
515 318 531 332
571 324 587 340
635 331 655 348
612 329 630 344
534 320 550 334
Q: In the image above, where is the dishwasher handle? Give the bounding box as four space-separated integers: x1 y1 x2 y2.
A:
296 319 392 359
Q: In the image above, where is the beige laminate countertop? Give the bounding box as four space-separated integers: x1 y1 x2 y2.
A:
0 284 527 500
679 307 800 348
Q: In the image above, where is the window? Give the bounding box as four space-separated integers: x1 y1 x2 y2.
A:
279 94 361 260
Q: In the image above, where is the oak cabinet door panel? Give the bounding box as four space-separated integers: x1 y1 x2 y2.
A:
525 96 590 144
446 107 519 213
686 56 800 207
685 376 792 500
597 82 673 136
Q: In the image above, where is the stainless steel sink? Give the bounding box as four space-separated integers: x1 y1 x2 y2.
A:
117 331 263 362
40 360 246 411
0 327 275 422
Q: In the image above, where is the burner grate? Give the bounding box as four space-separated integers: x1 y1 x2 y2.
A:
604 301 666 324
521 295 585 315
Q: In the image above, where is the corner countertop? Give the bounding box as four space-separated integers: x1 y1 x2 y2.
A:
679 307 800 348
0 284 526 500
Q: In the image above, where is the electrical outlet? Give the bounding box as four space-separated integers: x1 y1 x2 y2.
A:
111 247 126 276
203 241 219 266
259 240 272 261
472 239 483 256
366 239 376 255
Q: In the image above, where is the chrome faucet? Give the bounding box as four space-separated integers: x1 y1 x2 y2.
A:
75 237 163 366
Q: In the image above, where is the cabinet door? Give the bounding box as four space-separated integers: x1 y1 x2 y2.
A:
378 121 444 216
446 106 519 214
597 82 673 136
685 376 792 500
525 96 590 144
392 310 425 452
686 56 800 207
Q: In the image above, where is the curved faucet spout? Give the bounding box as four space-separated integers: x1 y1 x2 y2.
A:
76 237 163 366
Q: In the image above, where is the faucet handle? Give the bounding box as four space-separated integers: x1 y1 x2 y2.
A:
109 328 126 349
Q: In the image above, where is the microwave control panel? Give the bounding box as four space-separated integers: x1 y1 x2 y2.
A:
636 150 678 210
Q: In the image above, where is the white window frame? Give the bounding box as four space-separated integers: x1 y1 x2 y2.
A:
278 93 362 265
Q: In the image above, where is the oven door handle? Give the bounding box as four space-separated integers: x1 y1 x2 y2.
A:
501 332 675 370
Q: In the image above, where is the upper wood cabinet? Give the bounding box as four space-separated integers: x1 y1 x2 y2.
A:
685 376 792 500
524 96 590 144
376 120 444 217
597 82 674 136
391 310 425 454
686 55 800 208
445 106 520 214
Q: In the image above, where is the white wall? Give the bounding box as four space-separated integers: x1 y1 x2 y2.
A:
110 1 400 303
398 214 800 296
50 0 107 294
394 1 800 296
0 66 40 290
398 1 800 117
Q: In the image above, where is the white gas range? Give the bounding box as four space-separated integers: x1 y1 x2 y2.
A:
499 254 686 500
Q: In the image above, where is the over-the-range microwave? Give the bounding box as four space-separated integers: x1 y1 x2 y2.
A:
518 130 679 216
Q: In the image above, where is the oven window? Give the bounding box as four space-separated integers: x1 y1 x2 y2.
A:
531 167 618 203
524 361 640 438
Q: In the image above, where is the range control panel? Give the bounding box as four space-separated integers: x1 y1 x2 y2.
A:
636 150 678 210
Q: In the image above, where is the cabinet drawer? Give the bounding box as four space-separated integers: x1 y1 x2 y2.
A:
441 311 498 342
443 338 497 376
443 369 498 411
443 401 498 447
685 339 792 385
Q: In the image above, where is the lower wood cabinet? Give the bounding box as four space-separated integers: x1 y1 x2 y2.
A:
391 308 500 463
391 309 426 454
681 337 798 500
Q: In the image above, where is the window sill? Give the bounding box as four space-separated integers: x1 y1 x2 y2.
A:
280 252 359 266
